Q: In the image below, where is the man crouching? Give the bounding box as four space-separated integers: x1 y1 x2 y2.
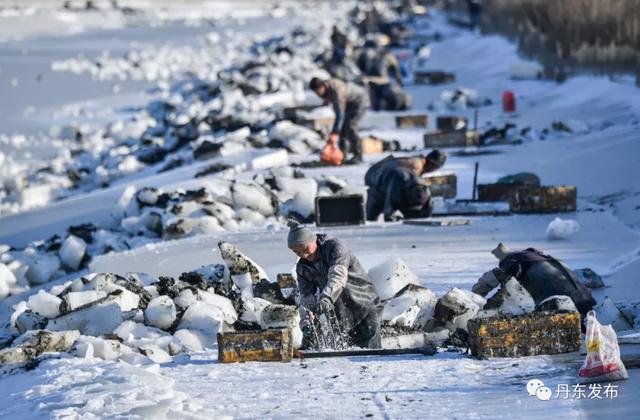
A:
287 220 382 349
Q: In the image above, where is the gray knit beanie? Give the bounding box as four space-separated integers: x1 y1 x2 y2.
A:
287 219 316 249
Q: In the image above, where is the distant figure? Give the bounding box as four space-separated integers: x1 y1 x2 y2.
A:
364 150 447 221
309 77 370 164
472 243 596 318
357 37 407 111
287 220 382 349
467 0 482 30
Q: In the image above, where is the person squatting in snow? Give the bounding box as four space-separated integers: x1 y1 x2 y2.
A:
309 76 370 165
364 149 447 221
472 243 596 319
286 220 382 349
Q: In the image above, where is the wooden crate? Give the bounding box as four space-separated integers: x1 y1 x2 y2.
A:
277 273 297 289
315 194 365 227
436 116 468 132
423 173 457 198
509 186 577 213
362 137 384 155
395 114 429 128
468 311 581 359
424 130 479 148
414 71 455 85
477 183 519 202
218 328 293 363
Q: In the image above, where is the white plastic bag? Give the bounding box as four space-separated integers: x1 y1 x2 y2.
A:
578 310 628 383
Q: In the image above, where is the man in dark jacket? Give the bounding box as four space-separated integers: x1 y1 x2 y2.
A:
310 77 370 164
365 150 447 221
287 220 382 348
472 243 596 318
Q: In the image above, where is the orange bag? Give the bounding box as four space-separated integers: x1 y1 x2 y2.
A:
321 144 344 166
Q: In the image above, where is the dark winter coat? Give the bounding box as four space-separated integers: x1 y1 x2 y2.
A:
296 235 380 332
365 161 431 221
491 248 596 317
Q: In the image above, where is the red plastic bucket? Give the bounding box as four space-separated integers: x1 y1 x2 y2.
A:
502 91 516 113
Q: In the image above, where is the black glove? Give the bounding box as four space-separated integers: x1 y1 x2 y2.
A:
318 295 334 314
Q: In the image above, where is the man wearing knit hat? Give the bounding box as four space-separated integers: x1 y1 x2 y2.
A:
364 149 446 221
472 243 596 319
287 220 382 349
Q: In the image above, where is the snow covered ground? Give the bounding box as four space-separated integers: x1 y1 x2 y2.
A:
0 1 639 418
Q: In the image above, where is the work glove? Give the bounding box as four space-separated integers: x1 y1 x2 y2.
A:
388 210 405 222
318 295 334 314
471 269 500 297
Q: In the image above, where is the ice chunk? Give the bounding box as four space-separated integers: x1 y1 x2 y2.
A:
196 290 237 324
497 279 535 315
26 254 61 285
231 182 276 216
218 241 269 283
259 304 299 329
381 284 437 328
0 262 17 287
27 290 63 319
432 288 486 332
545 217 580 240
0 330 79 364
15 310 47 333
178 301 231 335
368 259 420 301
594 297 633 332
140 344 172 364
536 295 578 313
144 296 177 330
61 290 107 313
174 329 204 352
510 62 543 80
47 303 128 336
240 297 271 323
59 235 87 270
74 336 132 361
174 289 197 309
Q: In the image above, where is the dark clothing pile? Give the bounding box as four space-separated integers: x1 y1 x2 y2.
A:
296 235 382 348
486 248 596 318
365 156 432 221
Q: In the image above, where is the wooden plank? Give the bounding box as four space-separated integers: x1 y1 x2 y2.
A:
468 311 581 359
509 186 577 213
315 195 366 227
297 346 437 359
424 130 479 148
403 218 471 227
301 117 335 135
423 173 457 198
395 114 429 128
217 328 293 363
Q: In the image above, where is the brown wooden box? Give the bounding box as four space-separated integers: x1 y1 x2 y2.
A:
424 130 479 148
414 71 455 85
423 173 457 198
362 137 385 154
218 328 293 363
315 194 366 227
395 114 429 128
509 186 577 213
436 116 468 132
468 311 581 359
477 183 519 202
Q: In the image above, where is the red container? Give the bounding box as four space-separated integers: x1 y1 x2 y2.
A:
502 91 516 113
